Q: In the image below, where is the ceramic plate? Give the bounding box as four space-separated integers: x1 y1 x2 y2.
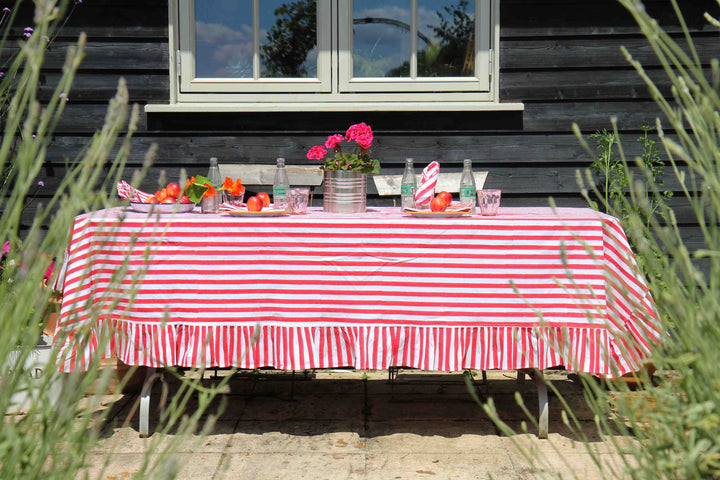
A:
403 206 472 218
130 202 195 213
223 209 289 217
404 210 471 218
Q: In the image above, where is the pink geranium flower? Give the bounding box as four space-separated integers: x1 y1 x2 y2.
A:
345 122 372 142
324 134 344 150
306 145 328 160
306 122 380 175
355 134 373 150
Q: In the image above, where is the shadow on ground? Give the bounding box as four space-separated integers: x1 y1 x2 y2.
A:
95 368 603 442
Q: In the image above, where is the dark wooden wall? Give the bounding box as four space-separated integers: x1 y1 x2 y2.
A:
8 0 719 251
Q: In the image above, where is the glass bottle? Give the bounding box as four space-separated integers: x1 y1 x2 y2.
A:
400 157 417 210
273 157 290 210
201 156 222 213
459 158 477 215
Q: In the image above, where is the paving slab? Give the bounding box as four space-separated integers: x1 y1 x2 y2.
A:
81 368 633 479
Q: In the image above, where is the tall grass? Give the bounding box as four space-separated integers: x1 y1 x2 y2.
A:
477 1 720 478
0 2 226 478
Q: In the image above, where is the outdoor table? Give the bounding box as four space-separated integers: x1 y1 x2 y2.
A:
54 206 663 437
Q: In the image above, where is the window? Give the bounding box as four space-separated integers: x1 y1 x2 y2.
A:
154 0 518 112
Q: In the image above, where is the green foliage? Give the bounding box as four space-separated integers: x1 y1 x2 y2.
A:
184 174 213 203
587 125 673 227
325 152 380 175
585 125 674 291
0 2 226 478
476 1 720 478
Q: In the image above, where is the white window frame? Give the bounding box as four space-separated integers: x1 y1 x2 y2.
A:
148 0 524 112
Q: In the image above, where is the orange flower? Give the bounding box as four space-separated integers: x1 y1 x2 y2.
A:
203 183 216 198
185 176 196 190
222 176 234 190
231 179 245 196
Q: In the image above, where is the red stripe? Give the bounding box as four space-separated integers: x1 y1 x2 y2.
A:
56 207 661 377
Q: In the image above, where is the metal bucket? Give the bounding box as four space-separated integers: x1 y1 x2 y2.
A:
323 170 366 213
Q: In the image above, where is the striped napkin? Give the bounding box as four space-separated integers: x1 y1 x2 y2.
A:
218 202 244 212
116 181 153 202
414 161 440 208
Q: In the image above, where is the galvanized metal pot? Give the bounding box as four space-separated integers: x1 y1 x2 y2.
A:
323 170 366 213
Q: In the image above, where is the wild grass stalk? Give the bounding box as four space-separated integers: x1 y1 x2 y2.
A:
477 1 720 478
0 2 226 478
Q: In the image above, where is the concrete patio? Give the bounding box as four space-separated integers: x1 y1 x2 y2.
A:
83 368 634 479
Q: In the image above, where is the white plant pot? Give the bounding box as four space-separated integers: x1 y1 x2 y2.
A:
4 344 63 414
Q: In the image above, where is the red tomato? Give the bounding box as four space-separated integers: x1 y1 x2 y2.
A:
160 197 175 204
437 191 452 205
430 196 448 212
246 196 263 212
256 191 271 207
180 195 191 203
165 182 181 199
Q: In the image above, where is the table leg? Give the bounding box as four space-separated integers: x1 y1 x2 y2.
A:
139 367 156 438
517 369 549 438
528 369 549 439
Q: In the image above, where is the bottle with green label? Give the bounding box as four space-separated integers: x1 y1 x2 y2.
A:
459 158 477 214
273 157 290 210
400 157 417 210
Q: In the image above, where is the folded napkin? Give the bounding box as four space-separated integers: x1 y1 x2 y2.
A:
218 202 244 212
117 181 153 202
414 161 440 207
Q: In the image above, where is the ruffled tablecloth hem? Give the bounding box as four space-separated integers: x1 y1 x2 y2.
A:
56 320 659 378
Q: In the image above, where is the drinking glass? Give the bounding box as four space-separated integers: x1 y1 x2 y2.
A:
201 195 220 214
225 191 245 207
287 187 310 214
478 189 502 216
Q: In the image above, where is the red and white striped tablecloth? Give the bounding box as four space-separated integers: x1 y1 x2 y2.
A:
55 206 662 377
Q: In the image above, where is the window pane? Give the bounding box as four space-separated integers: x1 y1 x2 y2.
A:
194 0 253 78
260 0 318 78
417 0 475 77
352 1 411 78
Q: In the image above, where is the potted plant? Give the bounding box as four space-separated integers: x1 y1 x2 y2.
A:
306 122 380 213
1 241 62 413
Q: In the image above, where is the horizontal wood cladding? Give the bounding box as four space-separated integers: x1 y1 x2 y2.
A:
32 160 687 202
501 0 719 36
7 0 717 260
6 33 714 74
6 1 167 39
39 73 169 102
501 68 682 101
501 36 720 71
2 42 168 70
49 100 663 134
46 132 667 166
40 69 672 104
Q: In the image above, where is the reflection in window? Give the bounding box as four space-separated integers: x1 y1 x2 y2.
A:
352 2 411 78
352 0 475 79
260 0 318 78
194 0 253 78
194 0 318 79
418 0 474 77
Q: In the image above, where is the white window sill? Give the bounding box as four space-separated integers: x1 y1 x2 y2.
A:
144 101 524 113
